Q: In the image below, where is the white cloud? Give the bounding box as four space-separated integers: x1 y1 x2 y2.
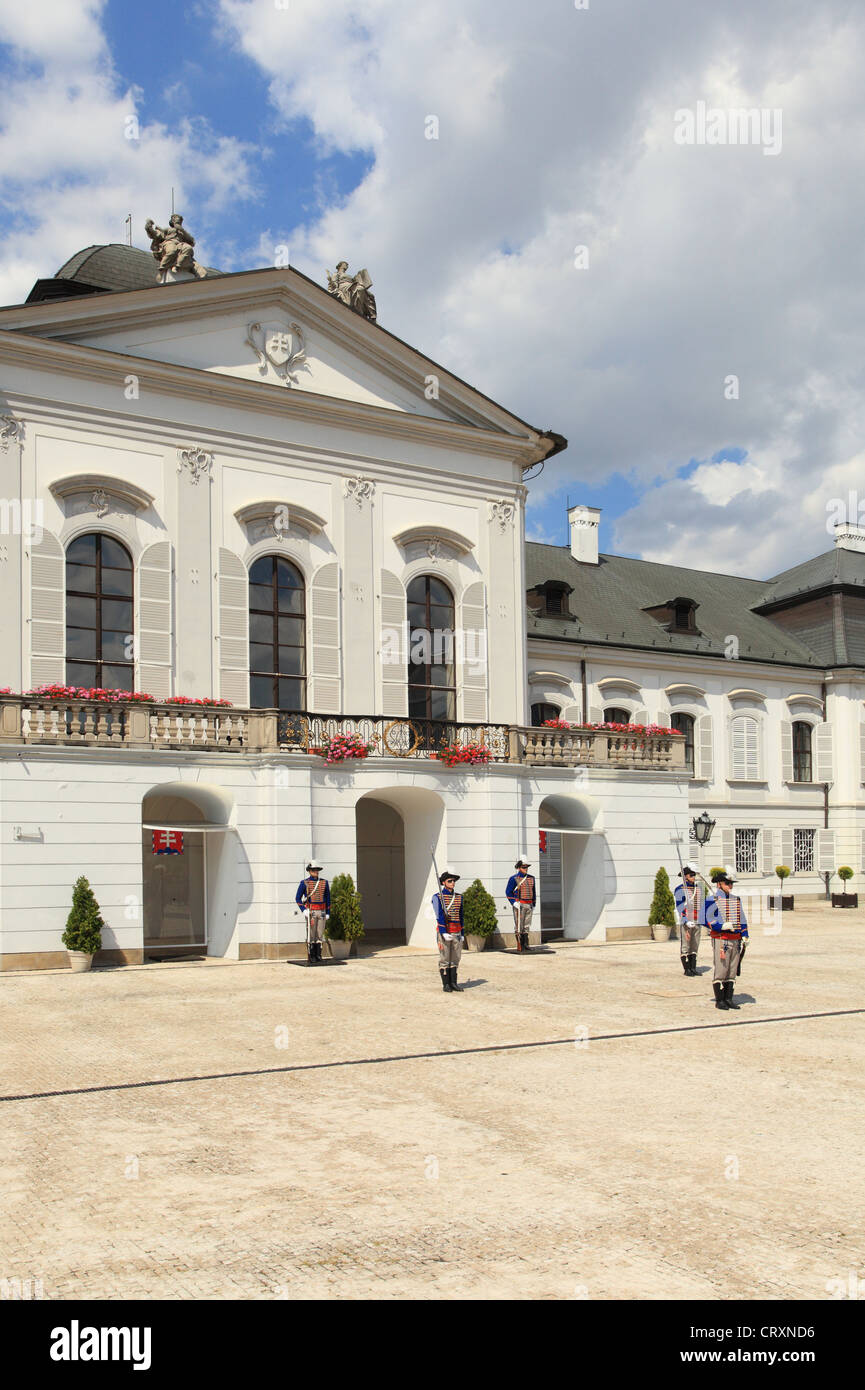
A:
216 0 865 574
0 0 258 305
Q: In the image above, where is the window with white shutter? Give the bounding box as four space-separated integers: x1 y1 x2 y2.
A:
29 529 65 686
137 541 173 699
816 828 836 873
697 714 714 780
761 827 776 874
460 581 487 722
218 547 250 707
815 722 834 784
309 562 341 712
380 569 408 717
731 716 760 780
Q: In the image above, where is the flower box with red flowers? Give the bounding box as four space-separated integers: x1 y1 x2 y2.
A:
315 732 376 764
434 741 492 768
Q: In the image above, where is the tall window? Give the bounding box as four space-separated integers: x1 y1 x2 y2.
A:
603 706 630 725
248 556 306 711
671 712 695 772
794 828 815 872
792 721 813 782
731 715 760 779
65 533 134 690
532 702 561 726
734 827 759 874
407 575 455 721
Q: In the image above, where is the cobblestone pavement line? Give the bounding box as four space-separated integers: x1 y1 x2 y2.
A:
1 906 862 1300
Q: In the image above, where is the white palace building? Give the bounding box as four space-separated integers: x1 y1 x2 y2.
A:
0 239 861 970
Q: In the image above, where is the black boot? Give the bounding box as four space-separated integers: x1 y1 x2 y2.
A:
681 954 690 975
724 980 740 1010
440 968 452 992
307 943 315 965
713 981 728 1010
689 953 698 976
449 966 462 992
521 932 530 953
317 941 324 962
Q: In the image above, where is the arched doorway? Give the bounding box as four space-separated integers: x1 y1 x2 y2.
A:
355 788 445 948
356 799 407 942
141 784 236 960
539 793 605 941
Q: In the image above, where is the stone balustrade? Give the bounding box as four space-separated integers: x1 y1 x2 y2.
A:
0 696 685 771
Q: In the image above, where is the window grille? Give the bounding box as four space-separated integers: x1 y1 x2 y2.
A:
793 828 815 873
734 827 758 874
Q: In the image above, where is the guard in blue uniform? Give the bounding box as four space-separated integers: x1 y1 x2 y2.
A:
296 862 331 964
709 868 749 1010
432 871 464 993
506 857 536 952
673 861 714 975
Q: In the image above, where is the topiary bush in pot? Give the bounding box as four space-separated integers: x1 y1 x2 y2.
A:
325 874 365 955
648 866 677 940
62 876 104 971
462 878 499 951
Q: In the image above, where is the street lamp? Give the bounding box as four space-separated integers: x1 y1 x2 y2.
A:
690 811 716 846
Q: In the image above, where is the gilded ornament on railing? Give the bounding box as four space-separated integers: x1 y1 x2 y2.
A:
382 719 421 757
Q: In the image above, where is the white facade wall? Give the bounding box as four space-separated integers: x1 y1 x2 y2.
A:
528 639 865 897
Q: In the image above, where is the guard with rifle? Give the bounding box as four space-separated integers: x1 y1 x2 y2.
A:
296 862 331 964
709 867 749 1010
506 858 536 953
432 870 464 993
673 861 713 976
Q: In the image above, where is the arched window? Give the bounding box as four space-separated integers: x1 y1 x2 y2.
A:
248 555 306 711
65 533 134 690
532 702 561 726
407 575 455 722
792 721 813 782
603 706 630 725
671 712 695 772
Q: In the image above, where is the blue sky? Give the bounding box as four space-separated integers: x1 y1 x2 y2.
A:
0 0 862 578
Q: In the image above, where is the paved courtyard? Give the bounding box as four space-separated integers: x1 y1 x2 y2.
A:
1 904 863 1301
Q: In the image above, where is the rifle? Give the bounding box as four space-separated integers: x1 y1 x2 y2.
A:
300 861 311 955
737 941 747 977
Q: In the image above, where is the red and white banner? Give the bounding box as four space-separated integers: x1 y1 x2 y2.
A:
539 830 548 853
152 830 184 855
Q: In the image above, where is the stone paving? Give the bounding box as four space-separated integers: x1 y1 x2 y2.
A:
0 904 863 1300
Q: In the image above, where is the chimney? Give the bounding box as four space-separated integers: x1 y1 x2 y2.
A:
568 504 601 564
834 521 865 554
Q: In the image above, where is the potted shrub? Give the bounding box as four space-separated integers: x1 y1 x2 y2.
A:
325 873 365 958
462 878 499 952
648 866 676 941
62 876 104 972
768 864 794 911
832 866 858 908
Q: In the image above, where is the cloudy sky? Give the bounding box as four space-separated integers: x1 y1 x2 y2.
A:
1 0 863 577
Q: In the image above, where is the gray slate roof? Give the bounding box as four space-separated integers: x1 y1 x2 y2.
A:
54 244 222 293
756 546 865 607
526 545 835 667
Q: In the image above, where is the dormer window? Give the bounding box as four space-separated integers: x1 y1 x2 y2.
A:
527 579 575 620
643 596 700 635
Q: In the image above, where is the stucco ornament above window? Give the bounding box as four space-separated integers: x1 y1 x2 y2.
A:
326 262 377 322
177 445 213 485
245 321 308 387
393 525 475 558
49 474 155 515
235 500 326 544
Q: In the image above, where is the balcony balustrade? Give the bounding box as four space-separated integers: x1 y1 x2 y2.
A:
0 696 684 771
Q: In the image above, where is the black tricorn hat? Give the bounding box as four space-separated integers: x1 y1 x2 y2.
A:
439 871 460 884
711 868 735 884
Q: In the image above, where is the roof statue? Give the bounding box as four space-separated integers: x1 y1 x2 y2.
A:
326 261 377 322
144 213 208 284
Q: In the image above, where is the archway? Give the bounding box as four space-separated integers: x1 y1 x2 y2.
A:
539 793 605 941
356 798 407 941
355 787 445 948
141 783 237 960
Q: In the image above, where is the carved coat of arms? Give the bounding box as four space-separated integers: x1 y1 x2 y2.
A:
245 321 308 387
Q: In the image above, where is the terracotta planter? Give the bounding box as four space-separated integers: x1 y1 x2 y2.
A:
651 924 672 942
67 950 94 973
327 938 352 959
466 934 487 952
832 893 858 908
